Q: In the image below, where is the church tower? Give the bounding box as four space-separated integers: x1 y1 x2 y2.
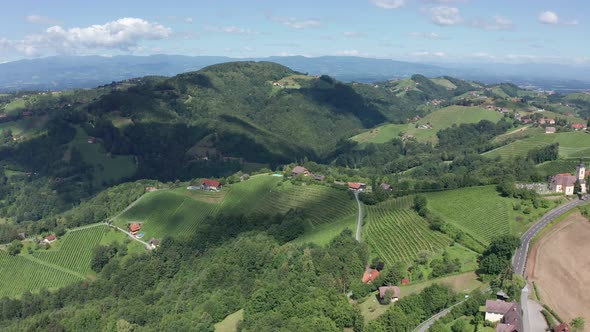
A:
576 162 587 194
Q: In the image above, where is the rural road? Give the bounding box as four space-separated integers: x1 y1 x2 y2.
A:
107 223 152 250
354 191 363 242
521 284 531 332
413 300 466 332
513 197 586 276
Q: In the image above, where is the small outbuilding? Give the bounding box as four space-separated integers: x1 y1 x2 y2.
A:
43 234 57 244
201 179 221 191
545 126 556 134
379 286 401 303
292 166 311 177
149 238 160 249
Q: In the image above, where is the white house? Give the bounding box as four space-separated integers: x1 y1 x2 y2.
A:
550 163 586 195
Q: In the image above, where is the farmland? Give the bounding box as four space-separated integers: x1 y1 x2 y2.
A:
426 186 552 244
115 175 358 244
484 131 590 160
363 205 451 265
537 158 590 177
351 106 503 144
33 225 108 276
0 116 49 141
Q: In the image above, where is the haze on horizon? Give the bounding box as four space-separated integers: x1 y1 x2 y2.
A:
0 0 588 66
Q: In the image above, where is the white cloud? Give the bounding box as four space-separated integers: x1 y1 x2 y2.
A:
206 26 258 34
334 50 371 57
472 15 514 30
3 17 172 57
429 7 463 26
539 11 559 24
407 32 447 39
271 17 321 29
411 51 445 57
369 0 406 9
184 17 193 24
343 31 366 38
25 15 61 25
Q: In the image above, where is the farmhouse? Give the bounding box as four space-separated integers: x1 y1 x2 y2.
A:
361 267 380 284
314 174 325 181
129 223 141 234
149 238 160 249
545 127 556 134
571 123 586 131
201 179 221 191
291 166 311 177
380 183 392 191
145 186 157 192
43 234 57 244
484 300 522 332
550 163 586 195
553 323 570 332
348 182 366 191
378 286 401 303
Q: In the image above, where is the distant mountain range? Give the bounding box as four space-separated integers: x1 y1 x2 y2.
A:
1 55 590 92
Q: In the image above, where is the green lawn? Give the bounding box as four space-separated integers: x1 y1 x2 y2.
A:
69 127 137 187
215 309 244 332
2 98 26 115
352 106 503 144
430 78 456 89
426 186 552 244
0 116 49 141
484 131 590 160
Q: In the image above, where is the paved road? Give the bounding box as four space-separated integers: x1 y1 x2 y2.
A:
354 191 363 241
521 284 531 332
513 197 585 276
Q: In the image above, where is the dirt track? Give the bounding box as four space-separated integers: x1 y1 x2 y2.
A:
528 211 590 324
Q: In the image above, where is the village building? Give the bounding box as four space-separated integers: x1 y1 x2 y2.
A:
545 126 556 134
485 300 522 332
314 174 325 181
571 123 586 131
378 286 401 303
129 223 141 235
17 232 26 241
379 183 392 191
553 323 570 332
149 238 160 249
361 267 380 284
145 186 157 192
87 136 97 144
550 163 586 195
43 234 57 244
201 179 221 191
401 278 410 285
348 182 366 191
291 166 311 177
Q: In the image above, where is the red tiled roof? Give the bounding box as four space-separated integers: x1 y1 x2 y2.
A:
485 300 514 314
362 268 380 283
348 182 362 190
379 286 401 299
554 323 571 332
45 234 56 241
551 174 577 187
129 223 141 232
572 123 585 129
201 179 220 187
292 166 309 175
401 278 410 285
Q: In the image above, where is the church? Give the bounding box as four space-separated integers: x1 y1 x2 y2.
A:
550 162 587 195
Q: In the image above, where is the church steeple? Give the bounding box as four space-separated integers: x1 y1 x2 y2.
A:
576 161 586 181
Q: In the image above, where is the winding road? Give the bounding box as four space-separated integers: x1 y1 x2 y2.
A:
513 197 586 276
354 191 363 241
413 300 466 332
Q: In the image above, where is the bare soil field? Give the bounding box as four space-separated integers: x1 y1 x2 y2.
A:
528 211 590 323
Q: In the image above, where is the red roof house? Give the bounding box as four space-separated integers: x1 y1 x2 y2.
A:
43 234 57 243
401 278 410 285
348 182 366 191
129 223 141 233
362 267 380 284
571 123 586 130
554 323 571 332
201 179 221 190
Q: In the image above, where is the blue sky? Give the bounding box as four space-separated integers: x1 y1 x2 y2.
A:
0 0 588 65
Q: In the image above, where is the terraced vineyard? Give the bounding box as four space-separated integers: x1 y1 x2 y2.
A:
537 159 590 177
33 225 107 276
115 191 219 239
426 186 512 244
378 195 415 210
364 207 451 265
0 251 82 297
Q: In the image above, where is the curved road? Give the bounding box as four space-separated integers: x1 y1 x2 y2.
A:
413 300 466 332
513 197 585 276
354 191 363 241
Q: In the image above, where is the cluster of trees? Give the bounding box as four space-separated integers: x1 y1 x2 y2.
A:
478 235 521 275
527 143 559 164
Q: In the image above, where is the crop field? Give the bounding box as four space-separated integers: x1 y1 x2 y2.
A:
69 127 136 187
484 131 590 160
363 207 451 265
426 186 513 244
0 251 82 298
377 195 415 209
33 225 107 276
352 106 502 144
115 191 219 239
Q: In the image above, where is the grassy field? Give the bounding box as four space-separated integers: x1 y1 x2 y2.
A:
2 98 26 115
426 186 552 244
68 127 136 187
537 159 590 177
215 309 244 332
352 106 503 144
484 131 590 160
430 78 456 89
363 205 451 265
115 175 358 244
0 116 49 141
